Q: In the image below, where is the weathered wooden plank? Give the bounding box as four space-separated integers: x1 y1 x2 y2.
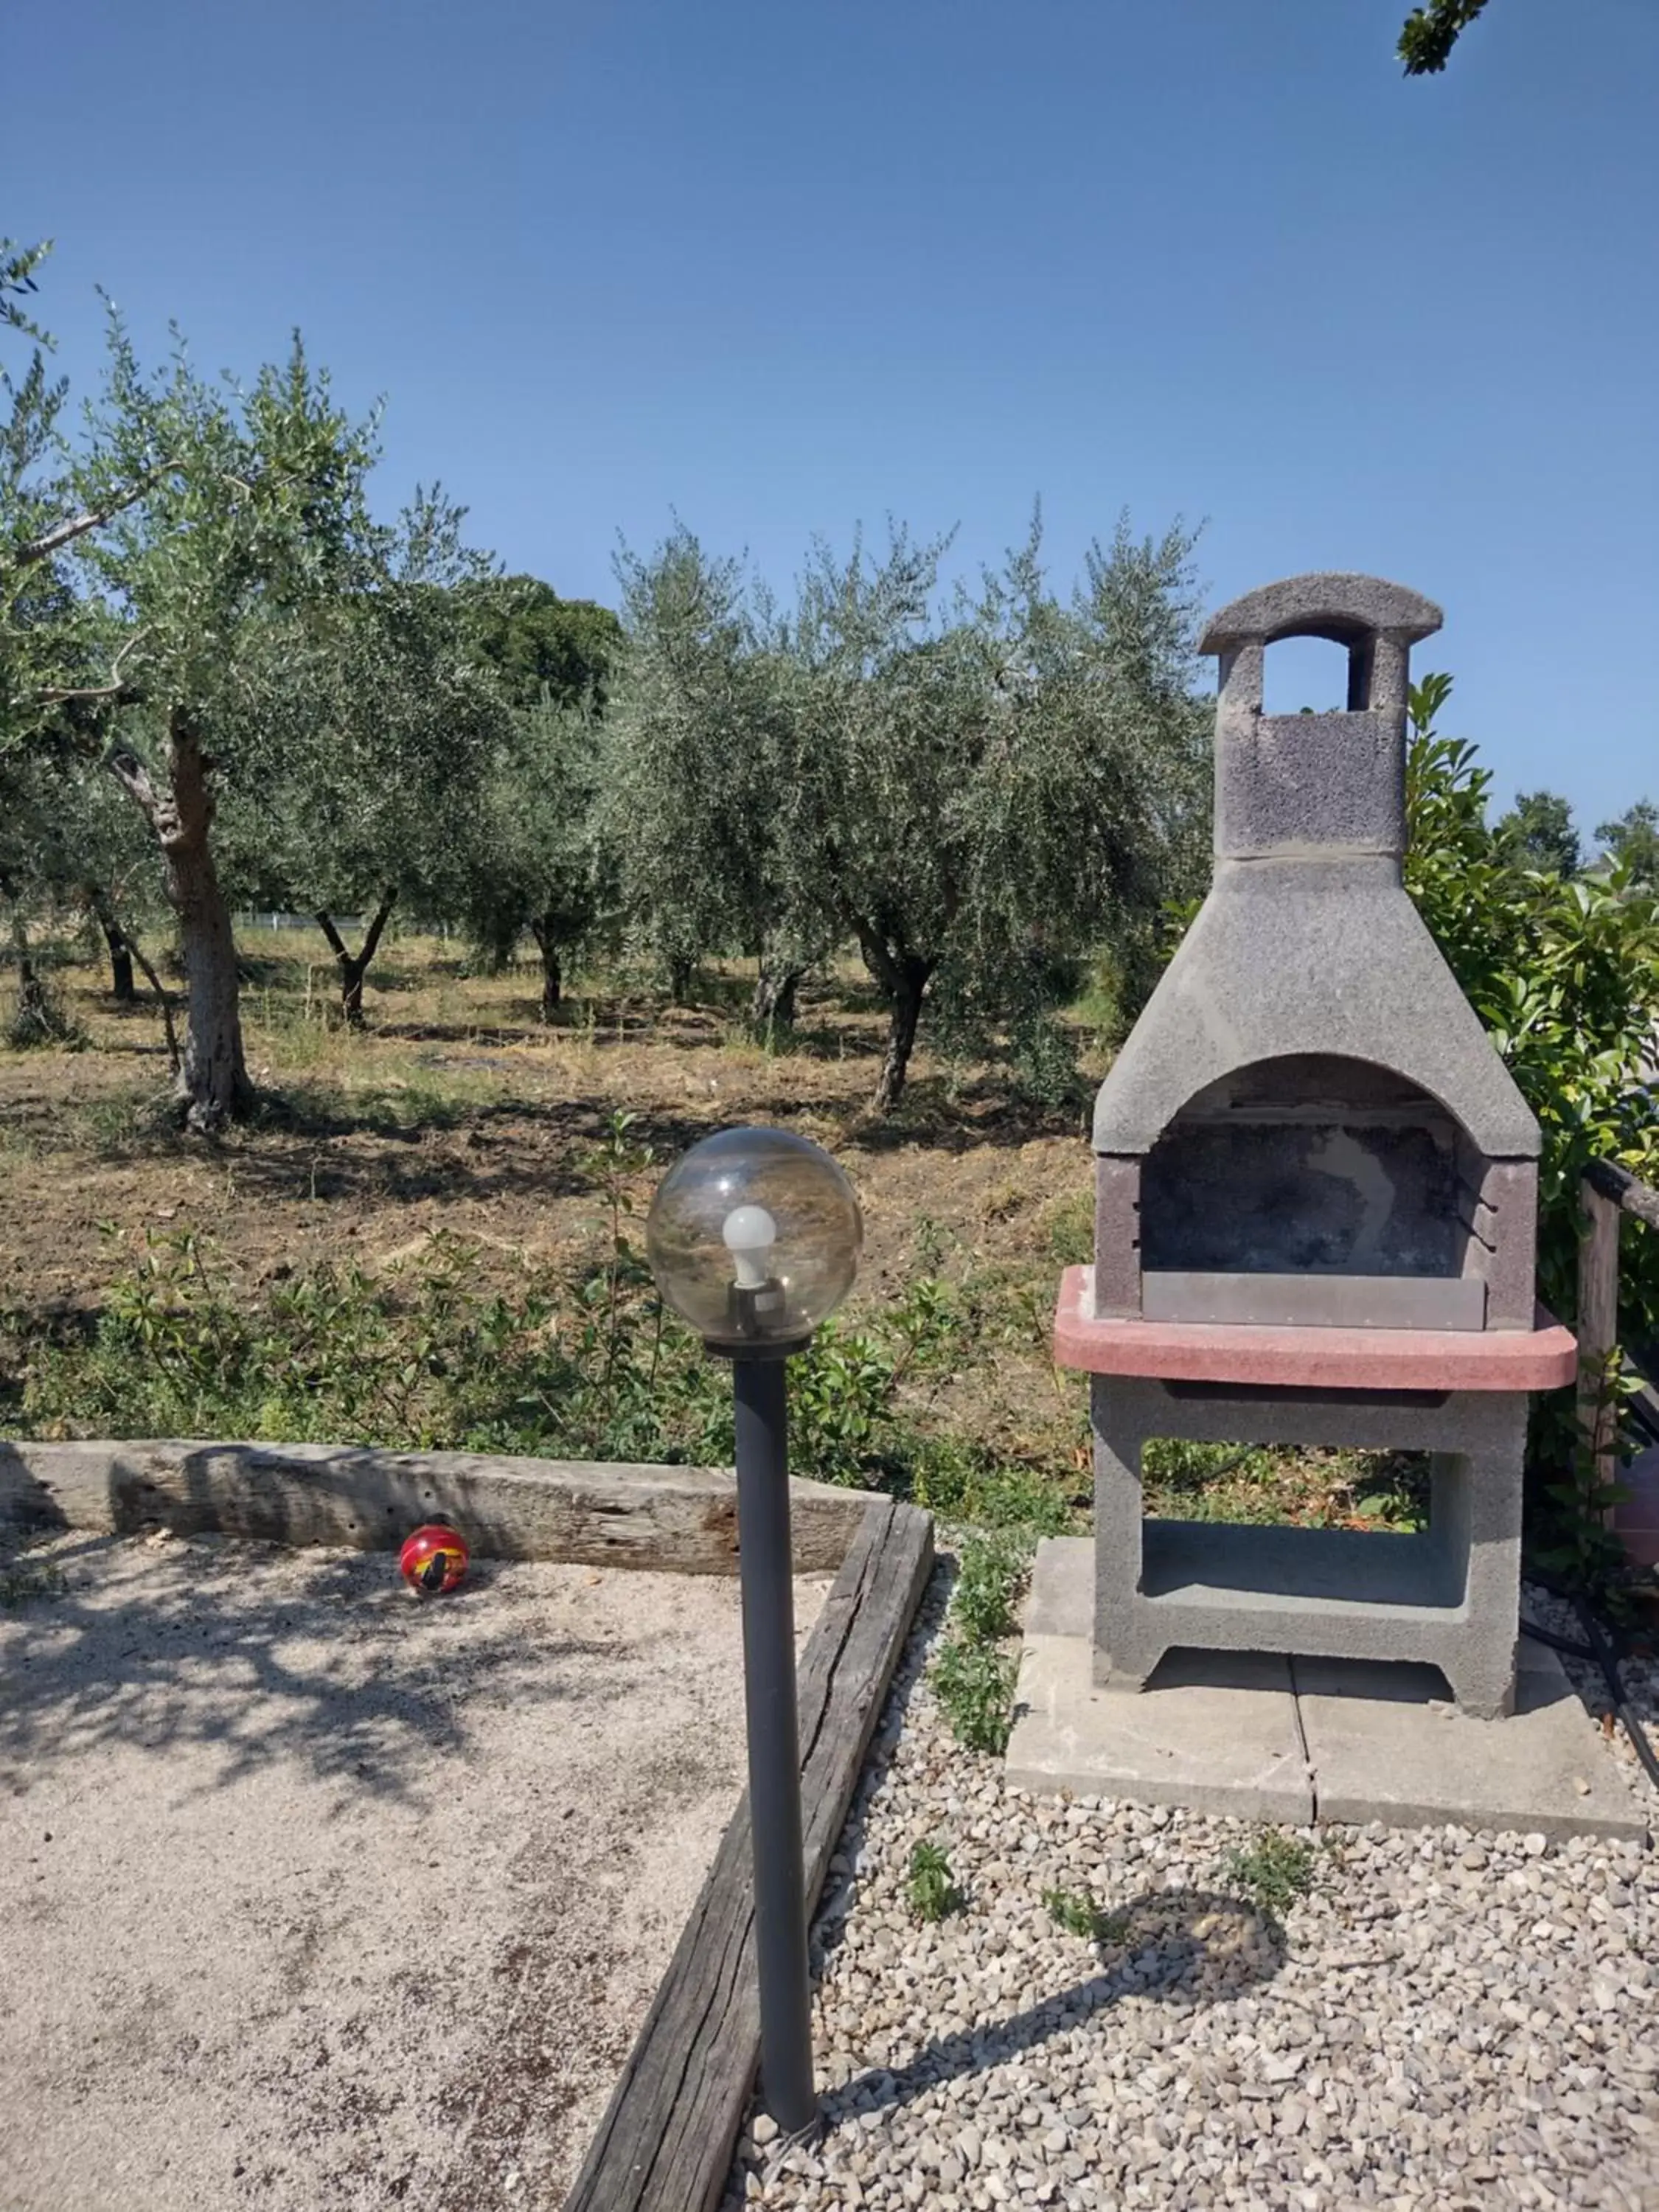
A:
0 1439 872 1576
1577 1178 1622 1524
1585 1157 1659 1234
566 1506 897 2210
566 1498 934 2212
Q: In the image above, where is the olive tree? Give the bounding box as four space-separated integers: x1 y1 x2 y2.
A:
0 743 175 1046
224 493 512 1023
1 252 111 759
603 527 822 1015
19 316 386 1123
0 747 73 1040
454 574 624 1015
786 516 1209 1111
458 694 612 1018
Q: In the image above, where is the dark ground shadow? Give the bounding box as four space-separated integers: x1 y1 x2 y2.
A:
799 1561 1282 2137
0 1526 619 1804
821 1882 1278 2126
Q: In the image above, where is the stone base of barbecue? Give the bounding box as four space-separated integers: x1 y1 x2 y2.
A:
1091 1374 1528 1720
1008 1539 1650 1838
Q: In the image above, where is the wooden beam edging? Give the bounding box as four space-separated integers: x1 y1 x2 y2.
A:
1584 1157 1659 1234
1577 1180 1622 1520
1576 1158 1659 1534
564 1498 935 2212
0 1439 874 1577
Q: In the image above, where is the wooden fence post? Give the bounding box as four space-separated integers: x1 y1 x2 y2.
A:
1577 1175 1621 1523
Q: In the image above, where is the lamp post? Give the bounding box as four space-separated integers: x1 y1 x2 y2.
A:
646 1126 863 2140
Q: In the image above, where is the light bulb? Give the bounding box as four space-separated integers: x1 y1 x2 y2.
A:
722 1203 778 1291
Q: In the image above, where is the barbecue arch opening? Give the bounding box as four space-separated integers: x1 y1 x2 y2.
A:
1135 1054 1497 1331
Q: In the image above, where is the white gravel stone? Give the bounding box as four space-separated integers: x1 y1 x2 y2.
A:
725 1566 1657 2211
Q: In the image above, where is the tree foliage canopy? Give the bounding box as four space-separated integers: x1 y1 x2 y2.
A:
1398 0 1494 74
0 237 51 343
1404 674 1659 1582
605 513 1210 1107
1494 787 1579 877
465 574 622 713
1595 800 1659 889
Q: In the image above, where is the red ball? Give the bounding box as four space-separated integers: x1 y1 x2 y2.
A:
399 1520 469 1596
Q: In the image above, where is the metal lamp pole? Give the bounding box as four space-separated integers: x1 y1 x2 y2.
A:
647 1127 863 2145
728 1343 816 2138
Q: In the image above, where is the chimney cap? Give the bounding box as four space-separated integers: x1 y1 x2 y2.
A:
1200 572 1443 655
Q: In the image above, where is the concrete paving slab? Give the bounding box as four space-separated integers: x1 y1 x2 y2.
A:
1006 1635 1315 1819
1295 1640 1652 1839
1024 1532 1093 1637
1006 1543 1313 1819
1008 1539 1652 1838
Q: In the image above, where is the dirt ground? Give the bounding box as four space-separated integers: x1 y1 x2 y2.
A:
1 1528 829 2212
0 937 1087 1339
0 939 1096 1488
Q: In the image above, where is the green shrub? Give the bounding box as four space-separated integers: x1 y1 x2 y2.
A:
1403 677 1659 1591
2 1201 1066 1540
4 967 86 1050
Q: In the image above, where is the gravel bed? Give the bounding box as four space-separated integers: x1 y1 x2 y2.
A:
1521 1584 1659 1795
726 1567 1659 2212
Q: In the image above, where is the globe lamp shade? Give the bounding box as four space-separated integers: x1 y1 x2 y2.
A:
646 1127 863 1352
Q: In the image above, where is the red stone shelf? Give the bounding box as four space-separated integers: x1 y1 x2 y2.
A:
1052 1266 1578 1392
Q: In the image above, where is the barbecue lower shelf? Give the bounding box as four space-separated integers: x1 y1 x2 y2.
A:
1134 1517 1461 1617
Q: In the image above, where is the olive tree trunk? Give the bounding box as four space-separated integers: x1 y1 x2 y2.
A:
90 894 136 1002
853 920 935 1115
529 914 563 1020
107 712 254 1128
316 888 397 1027
5 905 51 1042
751 963 802 1032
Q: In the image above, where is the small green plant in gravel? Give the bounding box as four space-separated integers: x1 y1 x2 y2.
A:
907 1840 964 1923
1042 1885 1130 1944
4 967 86 1051
931 1636 1020 1755
950 1531 1026 1642
1224 1831 1318 1919
929 1528 1034 1754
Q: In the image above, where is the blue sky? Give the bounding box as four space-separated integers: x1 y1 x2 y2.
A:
7 0 1656 831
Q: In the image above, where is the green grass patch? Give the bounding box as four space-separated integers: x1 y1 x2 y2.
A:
1223 1831 1318 1919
